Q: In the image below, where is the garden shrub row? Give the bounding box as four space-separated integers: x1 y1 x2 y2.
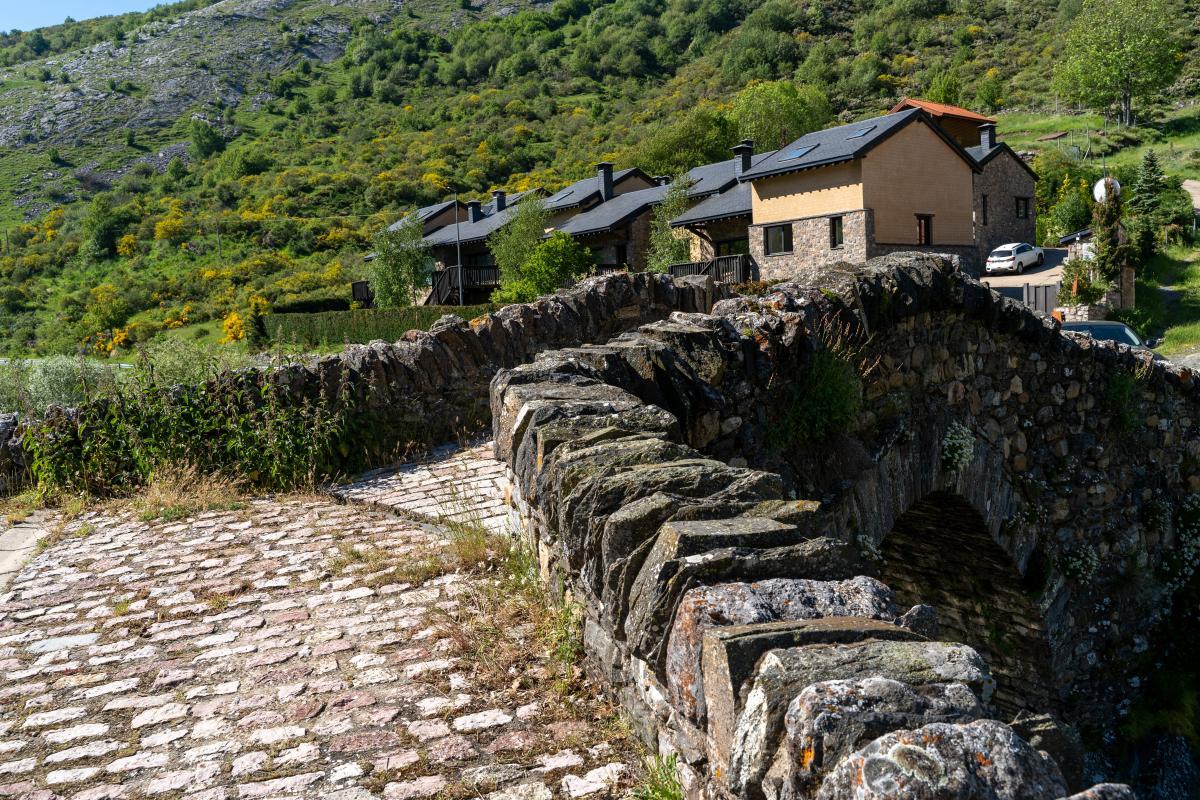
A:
265 305 500 346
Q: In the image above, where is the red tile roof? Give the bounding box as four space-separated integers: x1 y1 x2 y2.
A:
889 97 996 124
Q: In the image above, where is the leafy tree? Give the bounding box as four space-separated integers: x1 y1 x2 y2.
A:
166 157 188 183
974 70 1004 112
731 81 832 149
189 119 226 159
489 195 550 299
1053 0 1181 126
369 214 433 308
1044 177 1093 243
925 70 962 105
636 106 737 176
494 232 591 304
80 195 124 260
646 177 691 273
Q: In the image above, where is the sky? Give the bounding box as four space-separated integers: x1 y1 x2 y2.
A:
2 1 166 33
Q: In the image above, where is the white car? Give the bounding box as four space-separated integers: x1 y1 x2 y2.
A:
986 243 1044 274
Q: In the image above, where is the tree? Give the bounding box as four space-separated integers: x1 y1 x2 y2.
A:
493 232 591 304
1053 0 1181 126
731 81 832 149
189 119 226 159
646 177 691 273
80 195 124 260
1128 150 1168 259
974 69 1004 112
489 195 550 300
369 214 433 308
1091 179 1132 279
635 106 737 176
925 70 962 106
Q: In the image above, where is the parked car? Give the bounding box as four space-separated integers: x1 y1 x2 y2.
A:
986 243 1044 274
1061 321 1163 354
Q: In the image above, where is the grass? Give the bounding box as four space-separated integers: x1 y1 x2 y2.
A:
132 464 246 522
633 755 683 800
1124 245 1200 356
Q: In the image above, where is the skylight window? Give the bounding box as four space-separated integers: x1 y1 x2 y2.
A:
548 188 575 203
847 125 877 139
779 143 818 162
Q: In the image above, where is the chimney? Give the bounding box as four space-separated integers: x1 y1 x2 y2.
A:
491 189 506 212
597 162 614 201
979 123 996 150
467 200 483 223
654 175 671 186
732 139 754 175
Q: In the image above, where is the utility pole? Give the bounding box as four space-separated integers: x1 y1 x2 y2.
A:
454 192 463 307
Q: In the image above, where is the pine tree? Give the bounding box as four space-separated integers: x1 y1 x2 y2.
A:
1090 179 1130 280
1128 151 1167 261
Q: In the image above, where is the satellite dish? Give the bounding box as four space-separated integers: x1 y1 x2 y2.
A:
1093 177 1121 203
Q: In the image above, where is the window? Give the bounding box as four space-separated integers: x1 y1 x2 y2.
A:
779 144 818 162
846 125 876 139
916 215 933 246
829 216 844 249
1016 197 1030 219
981 194 989 226
764 224 792 255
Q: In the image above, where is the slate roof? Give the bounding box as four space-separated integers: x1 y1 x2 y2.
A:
684 151 777 197
425 204 522 247
738 109 978 182
670 182 752 227
482 189 539 216
387 200 460 232
544 168 647 211
965 142 1038 179
555 184 673 237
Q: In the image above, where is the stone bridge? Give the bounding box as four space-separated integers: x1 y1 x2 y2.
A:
488 254 1198 798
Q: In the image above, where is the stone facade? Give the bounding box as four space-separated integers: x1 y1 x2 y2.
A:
750 211 870 282
488 253 1200 799
684 217 752 261
973 149 1037 263
750 210 977 281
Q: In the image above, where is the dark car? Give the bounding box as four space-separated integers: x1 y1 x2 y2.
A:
1061 321 1163 354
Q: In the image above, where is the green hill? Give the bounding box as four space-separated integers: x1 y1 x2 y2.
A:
0 0 1197 355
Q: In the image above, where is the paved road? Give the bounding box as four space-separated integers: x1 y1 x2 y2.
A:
1184 179 1200 217
980 247 1068 289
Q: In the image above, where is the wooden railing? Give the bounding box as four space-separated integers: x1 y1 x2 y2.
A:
668 253 753 284
427 266 501 305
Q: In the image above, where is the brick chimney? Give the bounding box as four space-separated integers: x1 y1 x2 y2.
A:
732 139 754 175
467 200 483 223
597 162 614 201
979 123 997 150
491 190 506 212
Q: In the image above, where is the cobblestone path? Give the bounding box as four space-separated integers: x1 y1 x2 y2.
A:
0 444 636 800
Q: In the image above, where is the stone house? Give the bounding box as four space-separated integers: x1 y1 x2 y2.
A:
890 96 995 148
966 123 1038 261
740 108 983 281
670 141 777 263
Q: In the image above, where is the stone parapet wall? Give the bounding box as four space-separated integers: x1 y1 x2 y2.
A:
0 273 725 496
488 253 1200 799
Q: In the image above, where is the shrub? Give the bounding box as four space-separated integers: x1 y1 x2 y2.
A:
1057 258 1109 305
768 346 864 447
941 422 975 473
264 305 499 347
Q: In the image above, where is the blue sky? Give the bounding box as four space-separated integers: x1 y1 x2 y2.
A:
3 1 166 33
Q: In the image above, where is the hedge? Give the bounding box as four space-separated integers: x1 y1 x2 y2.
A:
265 305 501 346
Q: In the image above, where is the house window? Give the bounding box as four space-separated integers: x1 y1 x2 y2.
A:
1015 197 1030 219
829 216 844 249
981 194 989 226
916 214 933 246
764 224 792 255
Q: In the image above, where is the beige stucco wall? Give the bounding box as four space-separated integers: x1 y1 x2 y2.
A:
861 121 976 247
750 161 864 224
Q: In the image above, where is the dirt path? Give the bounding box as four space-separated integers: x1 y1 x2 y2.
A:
0 446 638 799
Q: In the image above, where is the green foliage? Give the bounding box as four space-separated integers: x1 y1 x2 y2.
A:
369 214 433 308
489 196 551 301
189 119 226 159
80 195 125 261
265 305 499 347
1053 0 1182 125
0 357 114 414
633 756 683 800
1091 181 1134 278
646 177 691 274
731 81 832 149
768 345 863 448
925 70 962 105
493 231 591 304
1057 258 1110 305
636 106 737 176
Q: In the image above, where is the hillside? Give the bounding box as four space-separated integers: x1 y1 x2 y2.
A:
0 0 1197 355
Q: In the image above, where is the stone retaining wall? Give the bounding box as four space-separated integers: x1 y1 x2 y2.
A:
487 253 1198 798
0 272 724 496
